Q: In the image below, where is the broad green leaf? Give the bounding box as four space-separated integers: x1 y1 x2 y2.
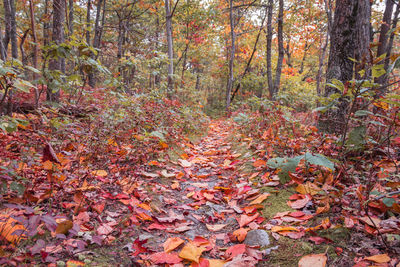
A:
371 64 386 78
382 197 395 207
354 110 373 117
304 152 335 171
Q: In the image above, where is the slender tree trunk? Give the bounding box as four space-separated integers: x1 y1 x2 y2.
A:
376 0 394 68
316 32 328 96
266 0 273 98
0 30 6 60
68 0 74 35
43 0 50 46
384 2 400 77
299 42 309 74
29 0 38 73
89 0 105 87
47 0 65 102
165 0 174 95
226 0 235 109
3 0 11 58
86 0 91 45
272 0 284 97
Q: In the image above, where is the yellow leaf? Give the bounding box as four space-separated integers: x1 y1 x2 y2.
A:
66 260 85 267
249 193 270 205
163 237 185 252
298 254 327 267
271 226 299 232
92 170 108 177
296 182 321 195
364 254 391 263
179 242 206 263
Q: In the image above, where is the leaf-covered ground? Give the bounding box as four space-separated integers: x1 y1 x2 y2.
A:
0 97 399 266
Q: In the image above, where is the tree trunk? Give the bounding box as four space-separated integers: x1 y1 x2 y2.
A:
318 0 371 133
225 0 235 109
272 0 284 97
0 30 6 60
3 0 11 58
29 0 38 73
86 0 91 45
266 0 273 98
68 0 74 35
3 0 17 59
384 2 400 78
89 0 105 87
165 0 174 95
47 0 65 102
43 0 50 46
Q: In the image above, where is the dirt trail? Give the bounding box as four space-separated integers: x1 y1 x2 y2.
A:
120 120 270 265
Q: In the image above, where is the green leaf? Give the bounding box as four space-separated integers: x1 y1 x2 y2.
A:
10 181 25 195
150 130 165 141
372 64 386 78
354 110 373 117
346 125 366 148
382 197 395 207
267 156 303 184
304 152 335 171
13 79 36 92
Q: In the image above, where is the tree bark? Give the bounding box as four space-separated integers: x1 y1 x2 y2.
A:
89 0 105 87
3 0 17 59
226 0 235 109
384 2 400 77
272 0 284 97
2 0 11 58
47 0 65 102
266 0 273 97
318 0 371 133
86 0 91 45
68 0 74 35
43 0 50 46
165 0 174 95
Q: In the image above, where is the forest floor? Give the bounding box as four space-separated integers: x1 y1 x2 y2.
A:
1 106 399 266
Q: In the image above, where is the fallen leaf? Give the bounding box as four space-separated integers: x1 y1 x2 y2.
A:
233 228 248 242
206 224 227 232
298 254 327 267
66 260 85 267
161 169 176 178
225 244 246 260
55 219 73 235
97 224 113 235
237 213 259 227
179 159 192 168
253 159 266 168
287 195 311 209
92 170 108 177
364 254 390 263
179 242 206 263
163 237 185 253
249 193 270 205
0 210 26 244
147 252 182 264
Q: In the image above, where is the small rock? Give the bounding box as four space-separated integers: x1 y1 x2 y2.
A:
244 229 270 247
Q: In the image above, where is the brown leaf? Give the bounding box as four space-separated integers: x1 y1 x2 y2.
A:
364 254 390 263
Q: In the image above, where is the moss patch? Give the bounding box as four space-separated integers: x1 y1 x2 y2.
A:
261 187 295 219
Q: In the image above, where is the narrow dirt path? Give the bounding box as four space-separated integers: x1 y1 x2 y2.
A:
121 120 271 265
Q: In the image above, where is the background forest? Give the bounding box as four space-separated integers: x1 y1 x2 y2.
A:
0 0 399 266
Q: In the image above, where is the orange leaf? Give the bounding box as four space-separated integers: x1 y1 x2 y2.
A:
298 254 327 267
91 170 108 177
163 237 185 253
55 219 73 235
66 260 85 267
0 210 26 244
364 254 390 263
237 213 259 227
249 193 270 205
232 228 248 242
179 242 206 263
253 159 266 168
